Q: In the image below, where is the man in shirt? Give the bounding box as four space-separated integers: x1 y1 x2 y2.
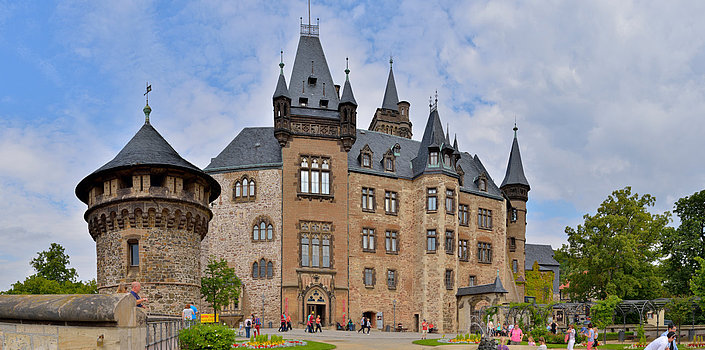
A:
645 332 677 350
130 282 147 308
189 303 199 321
661 324 678 350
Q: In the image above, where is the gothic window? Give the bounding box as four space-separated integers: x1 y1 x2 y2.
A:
458 239 469 261
252 261 258 277
385 231 398 254
259 258 266 277
252 218 274 241
445 189 455 214
478 208 492 229
243 178 248 197
445 269 454 290
249 180 255 197
233 176 256 201
267 261 274 278
299 221 333 268
301 235 309 267
364 268 375 287
300 155 331 195
235 181 241 198
362 228 375 252
387 269 397 289
322 237 330 268
384 191 398 214
427 188 437 212
426 229 437 253
311 236 320 267
445 231 454 254
253 259 275 279
362 187 375 211
429 151 439 166
459 204 469 226
478 242 492 263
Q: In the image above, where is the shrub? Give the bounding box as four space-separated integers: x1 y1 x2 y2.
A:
179 323 236 350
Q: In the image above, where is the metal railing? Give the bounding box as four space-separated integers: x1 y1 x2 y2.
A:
300 24 319 37
146 318 198 350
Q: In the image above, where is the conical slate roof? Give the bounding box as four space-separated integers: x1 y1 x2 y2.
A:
273 72 290 99
288 34 339 111
500 132 530 189
411 108 453 176
381 66 399 110
76 121 220 203
340 75 357 105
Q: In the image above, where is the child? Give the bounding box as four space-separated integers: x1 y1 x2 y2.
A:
497 337 510 350
538 337 548 350
528 336 536 346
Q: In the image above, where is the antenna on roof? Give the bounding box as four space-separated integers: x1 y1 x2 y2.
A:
143 82 152 124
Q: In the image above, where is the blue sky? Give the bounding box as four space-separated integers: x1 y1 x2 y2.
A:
2 0 705 290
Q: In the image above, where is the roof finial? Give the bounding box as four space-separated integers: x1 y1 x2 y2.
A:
279 50 285 74
496 269 500 278
513 116 518 138
345 57 350 81
389 56 393 68
308 0 311 25
429 96 432 111
430 90 438 112
143 82 152 124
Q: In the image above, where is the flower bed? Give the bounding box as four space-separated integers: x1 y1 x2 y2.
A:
232 339 307 349
437 334 481 344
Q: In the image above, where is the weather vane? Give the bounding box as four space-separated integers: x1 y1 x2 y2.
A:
144 82 152 104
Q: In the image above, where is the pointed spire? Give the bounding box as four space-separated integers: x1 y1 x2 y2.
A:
445 124 450 145
273 51 291 100
340 58 357 106
453 134 458 150
381 57 399 110
501 124 530 189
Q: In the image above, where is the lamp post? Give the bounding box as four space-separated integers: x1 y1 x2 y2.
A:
393 299 397 330
261 292 265 328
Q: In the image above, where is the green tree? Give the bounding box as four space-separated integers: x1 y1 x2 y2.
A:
3 243 96 294
665 297 692 344
559 187 669 300
691 257 705 311
201 257 241 321
590 295 622 344
31 243 78 283
663 190 705 296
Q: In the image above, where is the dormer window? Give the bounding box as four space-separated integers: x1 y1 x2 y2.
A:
429 151 439 166
385 157 394 172
476 173 488 192
299 97 308 106
393 144 401 156
443 153 451 167
308 76 317 85
362 154 371 167
319 99 329 108
360 145 373 169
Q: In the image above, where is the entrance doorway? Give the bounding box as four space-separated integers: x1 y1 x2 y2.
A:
303 287 327 325
306 304 325 325
414 314 420 332
363 311 375 328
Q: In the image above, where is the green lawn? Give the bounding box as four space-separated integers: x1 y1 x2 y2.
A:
291 340 336 350
412 339 470 346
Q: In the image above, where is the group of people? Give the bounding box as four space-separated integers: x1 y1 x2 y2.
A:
279 313 292 332
357 316 372 334
243 313 262 338
305 312 323 333
181 302 199 321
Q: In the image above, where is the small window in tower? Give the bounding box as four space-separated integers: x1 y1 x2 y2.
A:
308 76 317 85
319 99 328 108
511 208 518 222
299 97 308 106
128 240 139 266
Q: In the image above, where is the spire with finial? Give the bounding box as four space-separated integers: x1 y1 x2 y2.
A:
381 56 400 110
513 117 518 138
279 50 285 74
345 57 350 80
430 90 438 112
389 56 393 68
340 57 357 106
143 82 152 124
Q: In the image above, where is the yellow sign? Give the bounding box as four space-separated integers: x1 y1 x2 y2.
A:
200 314 219 323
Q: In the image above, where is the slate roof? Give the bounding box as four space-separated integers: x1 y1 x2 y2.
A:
500 133 530 189
204 127 282 173
76 121 221 203
381 66 399 110
411 109 454 177
288 34 340 112
340 76 357 106
524 244 559 270
457 276 508 296
273 71 290 99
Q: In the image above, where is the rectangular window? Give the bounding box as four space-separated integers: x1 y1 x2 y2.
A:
445 189 455 214
512 259 518 273
426 230 437 253
478 208 492 229
445 231 454 255
311 170 319 194
511 208 518 222
478 242 492 263
362 187 375 211
385 231 398 253
459 204 469 226
321 172 330 195
299 156 330 196
362 154 371 167
458 239 468 261
469 275 476 286
301 236 309 267
364 268 374 287
385 191 398 214
385 157 394 171
311 237 320 267
427 188 437 212
387 270 397 289
429 152 439 166
509 237 516 252
322 238 330 268
300 170 309 193
445 269 454 290
362 228 375 252
129 242 139 266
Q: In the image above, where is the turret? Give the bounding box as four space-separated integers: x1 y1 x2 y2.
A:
369 58 412 138
500 124 530 201
273 52 292 147
338 59 357 151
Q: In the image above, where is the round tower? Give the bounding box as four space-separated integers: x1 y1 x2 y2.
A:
75 103 221 315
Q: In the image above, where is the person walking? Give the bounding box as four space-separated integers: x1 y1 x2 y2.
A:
421 319 428 339
315 315 323 333
182 304 194 321
286 313 292 331
307 312 315 333
279 313 287 332
644 332 677 350
566 324 576 350
509 324 523 345
365 317 371 334
254 314 261 336
189 303 199 322
244 316 252 338
583 323 595 350
358 316 366 333
662 324 678 350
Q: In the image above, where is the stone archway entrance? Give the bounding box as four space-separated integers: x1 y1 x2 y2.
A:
363 311 376 328
304 287 327 325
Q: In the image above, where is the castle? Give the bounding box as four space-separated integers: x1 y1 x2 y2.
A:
76 20 544 333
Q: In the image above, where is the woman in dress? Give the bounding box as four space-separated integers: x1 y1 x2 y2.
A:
566 324 576 350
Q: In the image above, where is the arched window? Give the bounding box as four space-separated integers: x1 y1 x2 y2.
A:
260 222 266 240
253 225 259 240
252 262 258 278
235 181 241 198
242 179 248 197
249 180 255 197
267 224 273 240
259 258 266 278
267 262 273 278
